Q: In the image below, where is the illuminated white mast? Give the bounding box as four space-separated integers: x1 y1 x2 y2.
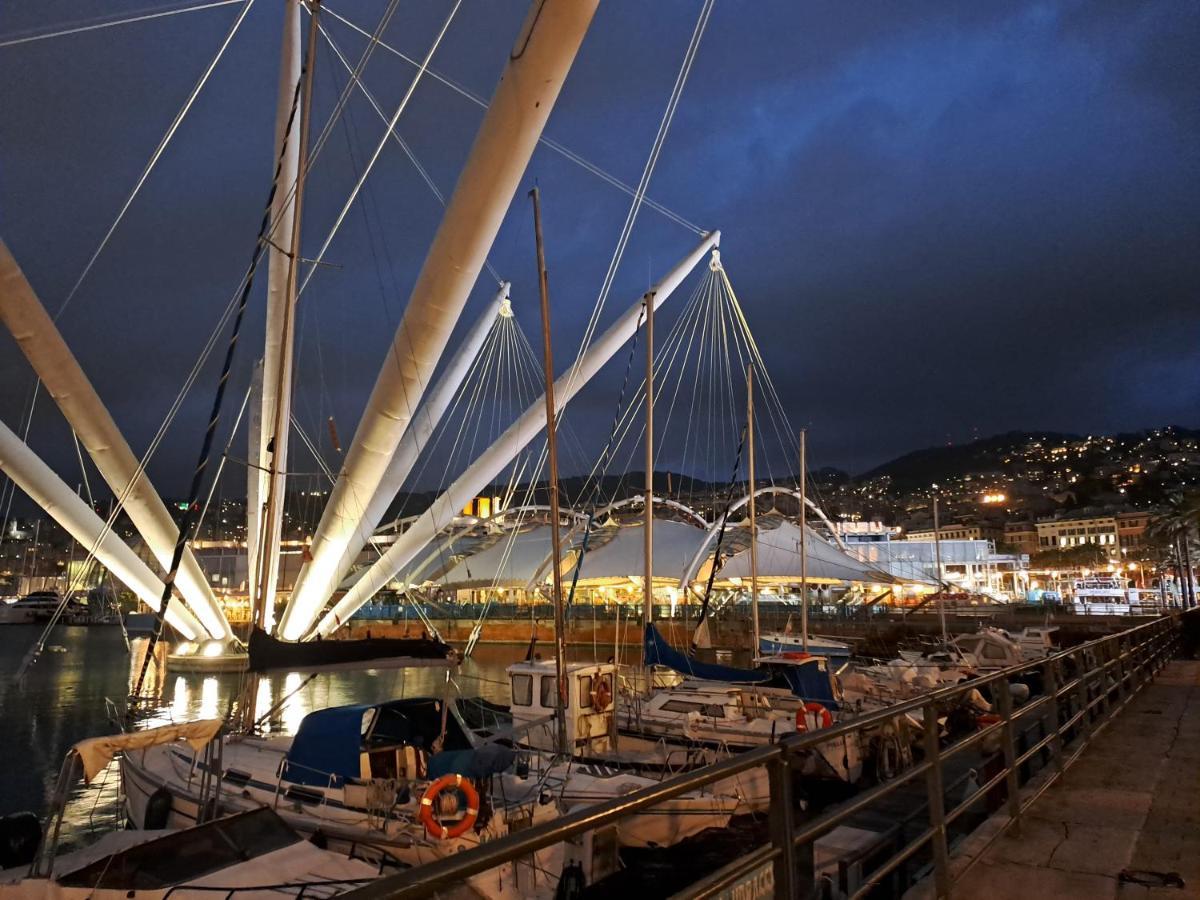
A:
278 0 600 640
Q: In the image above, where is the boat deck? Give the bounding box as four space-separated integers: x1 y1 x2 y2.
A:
912 659 1200 898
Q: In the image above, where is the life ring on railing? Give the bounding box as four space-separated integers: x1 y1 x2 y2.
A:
795 701 833 732
418 774 479 840
591 676 613 711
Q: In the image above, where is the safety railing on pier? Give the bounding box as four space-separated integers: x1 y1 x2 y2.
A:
343 610 1193 900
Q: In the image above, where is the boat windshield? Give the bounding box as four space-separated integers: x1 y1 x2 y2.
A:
58 808 298 889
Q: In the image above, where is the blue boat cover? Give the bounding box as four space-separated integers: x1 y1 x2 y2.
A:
283 703 370 787
283 698 452 787
427 743 516 781
760 658 840 710
643 623 769 684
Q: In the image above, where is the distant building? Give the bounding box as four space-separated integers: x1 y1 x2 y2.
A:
834 521 901 543
1035 513 1119 552
1116 511 1152 550
1003 521 1039 556
905 523 1003 543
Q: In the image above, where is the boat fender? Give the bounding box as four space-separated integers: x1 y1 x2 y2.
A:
0 811 41 869
796 702 832 732
554 861 586 900
418 775 479 840
143 786 173 830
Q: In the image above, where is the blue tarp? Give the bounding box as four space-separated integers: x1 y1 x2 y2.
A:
643 623 769 684
283 703 370 787
427 744 516 781
761 659 840 710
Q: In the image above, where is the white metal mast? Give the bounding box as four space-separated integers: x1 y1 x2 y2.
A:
311 232 720 637
0 418 206 639
933 490 948 644
800 427 808 652
643 292 655 628
746 363 760 656
279 0 600 640
323 284 509 594
253 0 305 632
0 241 230 640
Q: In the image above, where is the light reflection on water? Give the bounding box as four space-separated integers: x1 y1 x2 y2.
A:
0 625 527 849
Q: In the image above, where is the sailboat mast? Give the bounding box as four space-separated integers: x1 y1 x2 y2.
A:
747 364 759 656
800 428 808 653
643 293 654 628
254 0 319 631
932 491 947 643
530 187 568 757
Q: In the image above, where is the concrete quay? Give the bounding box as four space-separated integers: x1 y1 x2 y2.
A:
916 660 1200 899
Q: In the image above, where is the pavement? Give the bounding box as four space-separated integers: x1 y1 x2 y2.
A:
919 659 1200 899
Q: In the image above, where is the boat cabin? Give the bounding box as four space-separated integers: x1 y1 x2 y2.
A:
281 698 471 787
507 659 616 753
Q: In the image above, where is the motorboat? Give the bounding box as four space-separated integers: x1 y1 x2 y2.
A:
758 631 852 663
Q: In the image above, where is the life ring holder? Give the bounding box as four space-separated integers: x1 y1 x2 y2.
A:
795 701 833 732
418 774 480 840
591 675 613 711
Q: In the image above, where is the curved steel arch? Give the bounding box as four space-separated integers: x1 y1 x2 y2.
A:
677 486 850 587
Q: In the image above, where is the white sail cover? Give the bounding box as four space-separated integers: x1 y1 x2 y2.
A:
74 719 222 782
717 521 896 583
573 520 708 584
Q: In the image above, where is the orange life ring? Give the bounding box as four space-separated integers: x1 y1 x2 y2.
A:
591 676 613 710
795 701 833 732
781 651 812 660
418 774 480 840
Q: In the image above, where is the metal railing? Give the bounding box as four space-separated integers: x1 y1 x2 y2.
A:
342 610 1192 900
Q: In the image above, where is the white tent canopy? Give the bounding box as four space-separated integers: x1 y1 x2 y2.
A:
438 525 570 590
717 520 896 584
573 520 708 584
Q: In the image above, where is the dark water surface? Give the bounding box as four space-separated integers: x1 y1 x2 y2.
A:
0 625 519 847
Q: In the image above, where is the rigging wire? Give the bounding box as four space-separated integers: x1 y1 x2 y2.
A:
0 0 242 49
55 0 257 320
562 0 716 401
317 1 704 236
296 0 463 300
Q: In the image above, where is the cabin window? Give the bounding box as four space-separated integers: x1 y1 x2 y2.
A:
512 674 533 707
540 675 556 708
982 643 1008 661
578 675 593 708
662 696 715 720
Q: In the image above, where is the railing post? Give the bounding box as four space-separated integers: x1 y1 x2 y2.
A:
1043 658 1064 776
996 678 1022 829
1076 649 1093 746
768 748 798 899
922 703 951 899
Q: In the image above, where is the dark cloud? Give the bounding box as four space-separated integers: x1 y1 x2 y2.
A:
0 0 1196 502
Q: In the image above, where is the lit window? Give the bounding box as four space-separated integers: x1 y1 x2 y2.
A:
512 674 533 707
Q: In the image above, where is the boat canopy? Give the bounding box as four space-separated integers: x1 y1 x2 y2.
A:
74 719 222 783
283 698 455 787
643 623 768 684
717 521 897 584
247 626 454 672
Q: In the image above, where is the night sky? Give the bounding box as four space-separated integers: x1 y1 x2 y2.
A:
1 0 1197 501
